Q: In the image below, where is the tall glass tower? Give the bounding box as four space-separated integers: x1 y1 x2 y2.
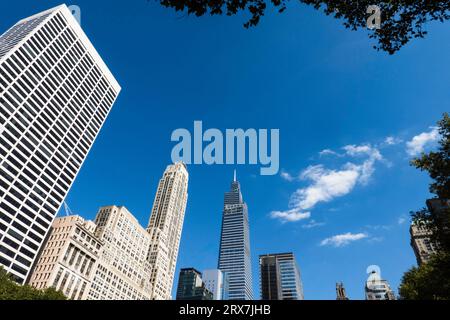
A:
259 252 304 300
0 5 120 283
218 171 253 300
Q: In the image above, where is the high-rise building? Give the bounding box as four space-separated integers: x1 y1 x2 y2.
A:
365 270 396 300
176 268 213 300
202 269 229 300
0 4 120 283
29 206 153 300
88 205 153 300
409 199 449 266
336 282 349 300
259 252 304 300
218 171 253 300
28 215 101 300
410 224 438 265
146 162 189 300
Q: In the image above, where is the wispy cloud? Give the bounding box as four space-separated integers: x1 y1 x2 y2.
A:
280 170 295 182
270 209 310 223
406 127 440 156
320 232 368 247
301 219 326 229
319 149 341 157
271 144 383 223
384 136 403 146
398 215 408 225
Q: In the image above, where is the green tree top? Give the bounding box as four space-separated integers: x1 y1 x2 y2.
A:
0 267 66 300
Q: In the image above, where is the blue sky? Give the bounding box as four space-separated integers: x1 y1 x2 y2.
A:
2 1 449 299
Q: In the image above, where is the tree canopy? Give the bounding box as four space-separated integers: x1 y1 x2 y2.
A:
0 267 66 300
155 0 450 54
399 113 450 300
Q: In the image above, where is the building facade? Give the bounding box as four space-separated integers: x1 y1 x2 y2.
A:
259 252 304 300
410 224 438 265
29 206 153 300
218 171 253 300
0 4 120 283
202 269 228 300
176 268 213 300
146 162 189 300
28 215 101 300
87 206 153 300
365 270 396 300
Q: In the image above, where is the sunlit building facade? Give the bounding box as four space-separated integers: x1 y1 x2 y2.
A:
146 162 189 299
0 4 120 283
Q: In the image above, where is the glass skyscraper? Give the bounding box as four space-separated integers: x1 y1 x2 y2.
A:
218 171 253 300
259 252 304 300
0 5 120 283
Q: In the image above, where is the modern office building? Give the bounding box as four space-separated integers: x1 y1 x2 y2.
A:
176 268 213 300
0 4 120 283
259 252 304 300
29 206 153 300
336 282 349 300
146 162 189 300
365 270 396 300
202 269 229 300
218 171 253 300
410 223 438 265
87 206 153 300
28 215 101 300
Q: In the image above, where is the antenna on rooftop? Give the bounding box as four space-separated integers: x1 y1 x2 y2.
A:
63 201 74 216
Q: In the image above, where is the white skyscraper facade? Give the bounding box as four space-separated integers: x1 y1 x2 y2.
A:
88 206 153 300
146 162 189 299
0 5 120 283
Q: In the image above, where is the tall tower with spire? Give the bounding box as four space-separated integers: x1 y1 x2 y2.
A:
218 171 253 300
146 162 189 299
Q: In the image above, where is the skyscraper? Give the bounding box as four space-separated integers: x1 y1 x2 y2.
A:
146 162 189 300
218 171 253 300
259 252 304 300
88 206 153 300
176 268 213 300
410 223 438 266
0 5 120 283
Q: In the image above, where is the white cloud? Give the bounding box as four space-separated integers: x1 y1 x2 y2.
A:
342 144 383 161
320 232 368 247
270 209 311 223
272 144 383 223
406 127 440 156
280 170 295 182
319 149 340 157
290 164 360 210
384 136 402 146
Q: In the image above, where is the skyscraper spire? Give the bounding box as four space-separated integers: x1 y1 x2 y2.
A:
218 172 253 300
233 169 237 182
